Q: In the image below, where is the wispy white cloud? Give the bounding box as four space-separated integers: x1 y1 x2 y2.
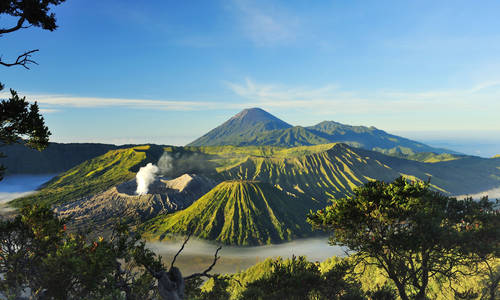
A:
39 108 61 114
230 0 300 46
4 78 500 133
226 78 500 116
469 80 500 93
225 78 339 103
0 91 219 112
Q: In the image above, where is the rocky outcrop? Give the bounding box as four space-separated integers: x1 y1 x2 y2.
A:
55 174 216 232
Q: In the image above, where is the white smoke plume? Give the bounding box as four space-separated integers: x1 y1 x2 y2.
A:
157 152 173 175
135 153 174 195
136 163 160 195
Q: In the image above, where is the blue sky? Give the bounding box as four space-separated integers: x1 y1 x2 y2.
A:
1 0 500 155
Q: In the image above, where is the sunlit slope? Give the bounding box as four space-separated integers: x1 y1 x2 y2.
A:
216 143 500 197
12 143 500 208
350 147 500 196
218 143 401 201
11 145 163 207
389 152 463 163
141 180 317 245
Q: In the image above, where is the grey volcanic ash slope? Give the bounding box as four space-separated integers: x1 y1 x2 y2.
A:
56 174 216 230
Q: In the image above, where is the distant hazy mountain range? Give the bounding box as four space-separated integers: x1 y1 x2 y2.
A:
188 107 455 155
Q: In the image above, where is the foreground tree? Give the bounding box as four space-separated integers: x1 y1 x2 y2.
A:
0 85 50 180
239 256 364 300
308 177 500 300
0 1 65 179
0 204 221 299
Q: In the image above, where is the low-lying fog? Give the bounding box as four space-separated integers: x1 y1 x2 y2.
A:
147 237 345 275
454 186 500 201
0 174 57 207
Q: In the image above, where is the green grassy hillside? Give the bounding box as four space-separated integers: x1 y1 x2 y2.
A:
351 147 500 196
387 151 463 163
141 180 317 245
218 143 402 202
215 143 500 197
13 143 500 208
11 142 500 246
10 145 162 207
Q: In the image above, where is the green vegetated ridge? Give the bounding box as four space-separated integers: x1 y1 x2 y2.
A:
142 143 500 245
14 143 500 210
217 143 399 201
141 180 317 245
11 143 500 246
10 145 162 207
188 108 456 155
387 151 463 163
214 143 500 199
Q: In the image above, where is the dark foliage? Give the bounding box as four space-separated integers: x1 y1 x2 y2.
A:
0 86 50 180
240 256 364 300
308 177 500 300
0 0 64 179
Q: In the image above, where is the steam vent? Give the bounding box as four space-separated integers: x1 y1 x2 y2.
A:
55 174 216 231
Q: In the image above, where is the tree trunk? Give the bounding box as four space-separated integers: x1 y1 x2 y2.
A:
487 275 499 300
157 267 185 300
415 268 428 300
392 280 410 300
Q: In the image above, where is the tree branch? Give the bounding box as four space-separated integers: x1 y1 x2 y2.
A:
0 17 26 35
0 49 39 69
184 245 222 280
170 232 192 271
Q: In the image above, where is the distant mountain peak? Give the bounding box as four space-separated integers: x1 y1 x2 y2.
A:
229 107 291 126
187 108 292 146
231 107 266 118
187 108 455 154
